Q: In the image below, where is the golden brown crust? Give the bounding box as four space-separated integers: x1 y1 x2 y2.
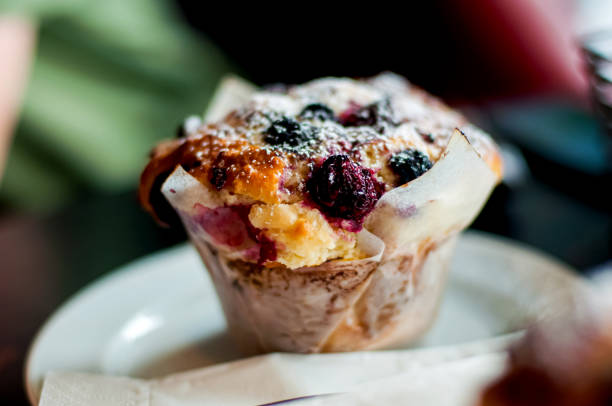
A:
139 129 287 222
139 73 502 224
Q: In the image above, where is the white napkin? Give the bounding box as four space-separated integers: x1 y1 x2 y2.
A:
290 353 506 406
38 337 512 406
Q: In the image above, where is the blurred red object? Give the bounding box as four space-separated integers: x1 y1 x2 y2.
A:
480 302 612 405
449 0 588 101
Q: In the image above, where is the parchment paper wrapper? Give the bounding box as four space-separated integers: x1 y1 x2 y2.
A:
159 77 499 353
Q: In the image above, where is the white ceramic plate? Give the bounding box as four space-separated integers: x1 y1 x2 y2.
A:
25 231 585 405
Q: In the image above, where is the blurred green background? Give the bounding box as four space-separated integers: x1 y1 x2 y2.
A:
1 0 234 211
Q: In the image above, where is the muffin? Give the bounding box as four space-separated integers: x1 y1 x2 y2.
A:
139 73 502 353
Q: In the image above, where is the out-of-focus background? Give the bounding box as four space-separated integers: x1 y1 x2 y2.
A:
0 0 611 404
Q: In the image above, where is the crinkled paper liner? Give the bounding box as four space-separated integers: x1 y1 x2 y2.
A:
196 234 457 354
160 76 499 353
162 131 497 353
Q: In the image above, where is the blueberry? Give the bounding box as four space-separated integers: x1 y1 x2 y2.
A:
388 149 433 185
209 167 227 190
307 155 384 221
299 103 335 121
264 117 318 148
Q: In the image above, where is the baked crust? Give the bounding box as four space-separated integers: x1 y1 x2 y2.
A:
139 73 502 269
140 73 501 221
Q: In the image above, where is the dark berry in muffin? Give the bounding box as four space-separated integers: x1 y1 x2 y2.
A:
338 99 397 129
209 166 228 191
299 103 335 121
389 149 433 185
307 154 384 221
264 117 318 148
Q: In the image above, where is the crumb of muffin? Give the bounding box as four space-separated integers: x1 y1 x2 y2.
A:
248 203 363 268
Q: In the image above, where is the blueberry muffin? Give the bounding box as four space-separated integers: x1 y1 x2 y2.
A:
139 73 502 353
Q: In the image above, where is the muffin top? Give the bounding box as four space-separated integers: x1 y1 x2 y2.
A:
139 73 502 269
141 73 500 220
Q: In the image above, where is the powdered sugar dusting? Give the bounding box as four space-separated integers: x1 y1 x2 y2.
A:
144 73 501 225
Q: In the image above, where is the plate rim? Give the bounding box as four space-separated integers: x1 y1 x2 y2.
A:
24 244 191 405
24 231 583 405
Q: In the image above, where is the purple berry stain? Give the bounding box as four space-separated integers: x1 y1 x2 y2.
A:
193 204 276 265
193 204 250 247
338 102 377 127
338 99 396 128
306 155 384 226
